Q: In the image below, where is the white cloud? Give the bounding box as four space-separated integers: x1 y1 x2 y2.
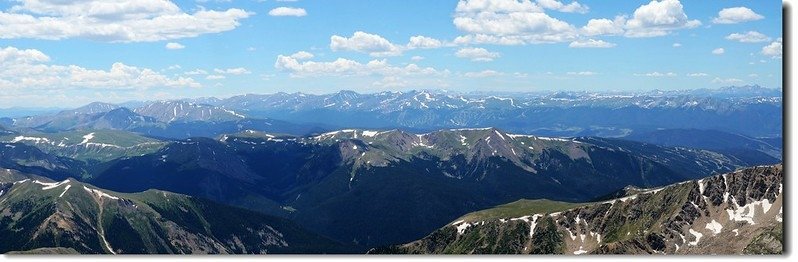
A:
712 77 743 84
247 47 257 51
407 35 443 49
623 0 701 38
165 42 185 50
0 0 251 42
712 7 764 24
410 56 425 61
464 70 503 78
725 31 771 43
762 38 783 58
536 0 589 14
581 17 625 36
330 31 402 57
748 74 759 78
206 75 226 80
274 54 447 78
687 72 708 77
455 47 500 62
452 0 578 45
166 64 182 70
672 43 682 47
185 69 208 75
567 71 597 76
0 46 200 90
569 39 615 48
289 51 315 60
635 72 677 77
712 48 725 55
214 67 251 75
268 7 307 17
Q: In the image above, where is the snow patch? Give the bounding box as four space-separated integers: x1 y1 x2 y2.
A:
688 228 703 246
362 130 379 137
83 186 120 200
79 132 95 144
33 179 70 190
704 219 722 235
59 185 72 198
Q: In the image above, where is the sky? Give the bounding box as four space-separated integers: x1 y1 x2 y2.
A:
0 0 784 108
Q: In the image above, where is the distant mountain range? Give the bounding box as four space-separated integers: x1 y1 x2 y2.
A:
0 86 783 138
372 165 783 255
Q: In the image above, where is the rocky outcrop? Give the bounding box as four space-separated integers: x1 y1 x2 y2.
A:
374 164 783 255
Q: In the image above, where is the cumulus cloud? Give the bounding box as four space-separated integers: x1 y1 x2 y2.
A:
712 77 743 84
762 38 783 58
0 46 200 90
289 51 315 60
330 31 403 57
712 48 725 55
672 43 682 47
206 75 226 80
214 67 251 75
184 69 208 75
407 36 443 49
410 56 425 61
725 31 771 43
567 71 597 76
581 17 625 36
712 7 764 24
274 54 447 78
464 70 503 78
536 0 589 14
0 0 251 42
687 72 708 77
165 42 185 50
569 39 615 48
452 0 579 45
455 47 500 61
635 72 677 77
623 0 701 37
268 7 307 17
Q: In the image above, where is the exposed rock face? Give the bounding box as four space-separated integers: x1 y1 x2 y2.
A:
374 165 783 255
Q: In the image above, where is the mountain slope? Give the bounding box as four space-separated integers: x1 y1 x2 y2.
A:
89 128 752 248
372 164 783 254
625 129 782 161
0 169 351 254
0 130 166 163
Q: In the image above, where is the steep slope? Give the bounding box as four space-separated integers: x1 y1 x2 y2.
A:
133 101 246 123
373 165 783 254
0 130 166 163
0 169 350 254
625 129 782 161
0 142 86 180
90 128 750 248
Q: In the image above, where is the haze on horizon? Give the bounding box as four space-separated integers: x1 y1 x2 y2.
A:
0 0 783 108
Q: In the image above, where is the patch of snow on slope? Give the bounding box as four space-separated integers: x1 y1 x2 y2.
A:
726 196 771 225
79 133 95 145
83 186 120 200
362 130 379 137
59 185 72 198
33 179 70 190
688 228 702 246
10 136 51 144
705 219 722 235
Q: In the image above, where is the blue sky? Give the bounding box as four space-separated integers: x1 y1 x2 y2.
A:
0 0 784 107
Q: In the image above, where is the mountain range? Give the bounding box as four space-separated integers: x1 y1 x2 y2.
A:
0 86 783 254
372 164 783 255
